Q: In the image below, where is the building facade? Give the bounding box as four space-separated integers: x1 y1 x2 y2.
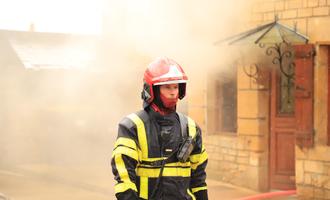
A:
187 1 330 199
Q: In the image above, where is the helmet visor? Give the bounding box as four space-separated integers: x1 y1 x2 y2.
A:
153 79 187 86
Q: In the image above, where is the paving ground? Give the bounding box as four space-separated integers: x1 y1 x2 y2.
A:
0 164 296 200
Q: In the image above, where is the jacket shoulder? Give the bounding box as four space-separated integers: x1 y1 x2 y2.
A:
119 110 149 129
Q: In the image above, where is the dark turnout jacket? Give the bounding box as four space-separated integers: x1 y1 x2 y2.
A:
111 108 208 200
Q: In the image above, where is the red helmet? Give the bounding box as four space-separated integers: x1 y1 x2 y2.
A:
141 57 188 104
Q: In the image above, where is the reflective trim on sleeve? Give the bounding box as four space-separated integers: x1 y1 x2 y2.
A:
190 150 208 170
127 113 148 159
136 167 191 177
191 186 207 193
114 155 137 193
139 177 148 199
114 182 137 193
114 137 137 150
187 117 197 138
112 146 139 161
187 189 196 200
139 160 191 168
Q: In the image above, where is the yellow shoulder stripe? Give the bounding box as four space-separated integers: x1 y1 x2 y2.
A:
127 113 148 159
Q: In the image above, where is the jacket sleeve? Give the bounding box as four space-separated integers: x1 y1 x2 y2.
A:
190 125 208 200
111 118 140 200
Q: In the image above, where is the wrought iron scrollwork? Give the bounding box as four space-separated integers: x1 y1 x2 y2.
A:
242 63 260 82
262 42 295 79
260 41 295 106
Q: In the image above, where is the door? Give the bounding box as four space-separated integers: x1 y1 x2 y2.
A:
270 44 315 189
270 63 296 190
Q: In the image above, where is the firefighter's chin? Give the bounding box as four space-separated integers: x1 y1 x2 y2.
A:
162 99 178 108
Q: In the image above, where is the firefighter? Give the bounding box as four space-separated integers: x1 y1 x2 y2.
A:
111 57 208 200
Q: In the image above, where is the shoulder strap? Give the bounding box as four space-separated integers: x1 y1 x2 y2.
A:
177 112 188 139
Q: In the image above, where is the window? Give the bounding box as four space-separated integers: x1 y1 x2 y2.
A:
278 68 295 115
207 68 237 134
218 78 237 132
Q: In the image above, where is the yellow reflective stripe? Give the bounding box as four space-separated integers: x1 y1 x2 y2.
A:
139 161 191 168
112 146 139 161
142 157 167 162
115 182 137 193
114 137 137 150
114 155 137 193
187 117 197 138
190 151 208 170
191 186 207 193
137 167 191 177
187 189 196 200
139 177 148 199
127 113 148 159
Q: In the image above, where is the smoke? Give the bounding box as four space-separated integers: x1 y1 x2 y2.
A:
0 0 255 198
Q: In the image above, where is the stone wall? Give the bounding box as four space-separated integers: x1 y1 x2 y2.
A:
193 64 270 191
251 1 330 199
296 146 330 199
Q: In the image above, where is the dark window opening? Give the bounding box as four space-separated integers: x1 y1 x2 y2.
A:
215 71 237 133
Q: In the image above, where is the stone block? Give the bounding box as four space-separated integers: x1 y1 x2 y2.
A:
303 0 309 7
305 160 326 174
275 1 285 10
237 90 259 118
249 152 268 166
264 12 276 21
207 159 219 170
314 46 328 145
224 155 236 162
235 165 263 190
237 156 250 164
313 174 330 188
298 8 314 17
282 9 298 18
296 160 305 184
297 185 315 199
238 118 267 136
238 164 248 171
308 146 330 162
205 144 215 153
219 137 237 148
308 0 320 7
320 0 327 5
324 177 330 189
286 0 303 9
228 149 237 156
262 2 276 12
315 188 325 199
325 189 330 199
305 173 313 184
237 138 245 150
313 6 330 16
228 162 238 170
308 17 330 42
238 150 250 157
249 136 266 152
220 147 228 154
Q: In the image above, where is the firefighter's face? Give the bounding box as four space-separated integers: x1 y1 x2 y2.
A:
159 84 179 99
